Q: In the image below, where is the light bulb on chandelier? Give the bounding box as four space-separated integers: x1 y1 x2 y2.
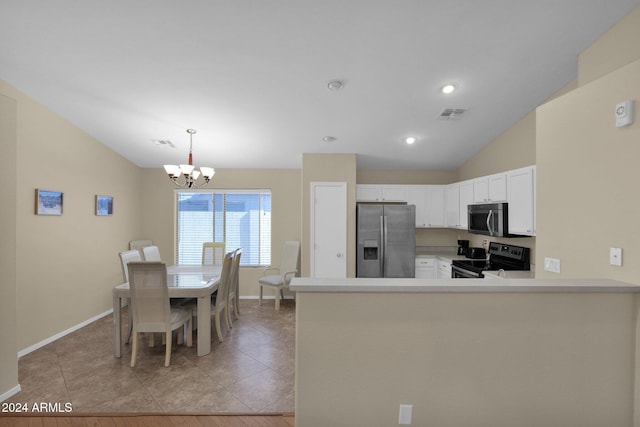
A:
163 129 215 188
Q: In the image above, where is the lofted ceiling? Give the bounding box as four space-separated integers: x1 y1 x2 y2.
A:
1 1 639 170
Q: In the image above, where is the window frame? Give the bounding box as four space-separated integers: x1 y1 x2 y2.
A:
173 189 272 267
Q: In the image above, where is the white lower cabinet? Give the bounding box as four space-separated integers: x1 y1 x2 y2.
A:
437 259 452 279
415 257 436 279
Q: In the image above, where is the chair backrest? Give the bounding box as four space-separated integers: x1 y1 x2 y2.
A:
202 242 225 266
127 262 170 332
142 245 162 262
119 250 142 282
279 241 300 281
215 252 234 307
129 240 153 251
230 248 242 294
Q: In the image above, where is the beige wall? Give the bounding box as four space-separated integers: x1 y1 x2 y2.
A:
301 154 357 277
536 58 640 281
457 111 537 181
0 94 19 397
295 290 636 427
140 167 302 297
578 5 640 86
0 79 143 355
357 169 456 185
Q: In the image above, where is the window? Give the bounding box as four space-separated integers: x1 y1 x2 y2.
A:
175 190 271 266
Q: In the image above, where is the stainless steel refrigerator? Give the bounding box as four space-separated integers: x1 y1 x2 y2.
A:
356 204 416 278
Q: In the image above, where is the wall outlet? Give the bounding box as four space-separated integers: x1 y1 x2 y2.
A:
399 404 413 425
610 247 622 266
544 257 561 273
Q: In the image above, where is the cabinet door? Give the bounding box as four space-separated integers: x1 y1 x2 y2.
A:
459 180 474 229
473 178 489 203
406 186 427 227
488 173 507 202
507 166 536 236
356 185 382 201
381 185 408 202
445 183 460 228
437 259 452 279
425 186 445 227
415 257 435 279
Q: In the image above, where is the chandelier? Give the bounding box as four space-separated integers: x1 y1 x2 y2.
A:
163 129 215 188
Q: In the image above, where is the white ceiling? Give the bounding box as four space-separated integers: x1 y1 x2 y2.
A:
1 1 639 170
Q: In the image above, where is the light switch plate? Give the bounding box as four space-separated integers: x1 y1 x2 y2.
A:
544 257 561 273
399 404 413 425
610 247 622 266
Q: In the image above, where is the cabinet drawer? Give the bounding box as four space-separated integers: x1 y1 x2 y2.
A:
415 258 436 267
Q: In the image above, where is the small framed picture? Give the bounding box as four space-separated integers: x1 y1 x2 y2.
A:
96 195 114 216
35 189 63 215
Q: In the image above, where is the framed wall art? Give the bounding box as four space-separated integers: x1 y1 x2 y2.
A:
95 195 113 216
35 189 63 215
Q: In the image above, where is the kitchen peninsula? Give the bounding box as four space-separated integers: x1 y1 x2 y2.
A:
291 278 640 427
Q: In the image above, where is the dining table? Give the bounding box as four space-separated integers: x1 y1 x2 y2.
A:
112 264 221 358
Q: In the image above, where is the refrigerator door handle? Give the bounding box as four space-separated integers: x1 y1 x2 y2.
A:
382 215 388 277
379 216 385 277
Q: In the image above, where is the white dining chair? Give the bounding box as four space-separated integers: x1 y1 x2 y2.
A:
259 241 300 310
228 247 242 322
188 251 234 342
141 245 162 262
202 242 225 266
129 239 153 250
127 262 192 367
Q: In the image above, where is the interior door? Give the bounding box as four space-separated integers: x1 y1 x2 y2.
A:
310 182 347 278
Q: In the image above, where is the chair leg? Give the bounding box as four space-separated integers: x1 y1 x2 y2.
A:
130 332 138 368
275 288 280 311
164 332 172 367
226 304 233 330
215 311 224 343
259 285 264 305
177 328 183 345
186 319 193 347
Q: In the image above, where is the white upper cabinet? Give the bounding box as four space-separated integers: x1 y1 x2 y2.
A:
473 173 507 203
458 180 474 230
406 186 444 228
507 166 536 236
445 183 460 229
406 186 427 227
356 185 408 202
425 185 445 227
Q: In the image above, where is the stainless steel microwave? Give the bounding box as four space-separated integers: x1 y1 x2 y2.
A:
468 203 511 237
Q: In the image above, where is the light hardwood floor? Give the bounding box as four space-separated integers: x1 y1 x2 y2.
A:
5 300 295 414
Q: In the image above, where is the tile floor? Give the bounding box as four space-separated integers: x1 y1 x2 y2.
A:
7 299 295 414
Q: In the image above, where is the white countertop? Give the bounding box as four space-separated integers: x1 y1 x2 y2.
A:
290 277 640 293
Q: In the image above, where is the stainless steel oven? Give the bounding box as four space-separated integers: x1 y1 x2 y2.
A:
451 242 530 279
452 264 484 278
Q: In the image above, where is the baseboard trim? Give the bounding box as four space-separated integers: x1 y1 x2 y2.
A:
17 308 113 359
0 384 21 403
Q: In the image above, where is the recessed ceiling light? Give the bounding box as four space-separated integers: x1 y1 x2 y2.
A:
327 80 344 91
404 136 418 145
322 136 337 142
441 83 457 94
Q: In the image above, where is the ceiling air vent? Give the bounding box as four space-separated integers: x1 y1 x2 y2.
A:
438 107 467 120
153 139 175 148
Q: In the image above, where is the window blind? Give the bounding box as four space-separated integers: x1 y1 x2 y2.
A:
175 190 271 266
